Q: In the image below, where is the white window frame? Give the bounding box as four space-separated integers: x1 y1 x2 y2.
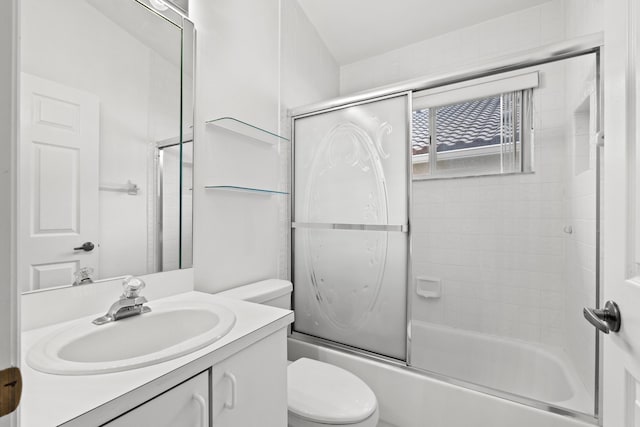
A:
412 71 538 179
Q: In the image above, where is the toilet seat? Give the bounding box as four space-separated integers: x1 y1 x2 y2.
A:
287 358 378 426
288 407 379 427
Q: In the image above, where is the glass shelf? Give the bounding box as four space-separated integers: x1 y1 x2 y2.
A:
204 185 288 195
205 117 289 145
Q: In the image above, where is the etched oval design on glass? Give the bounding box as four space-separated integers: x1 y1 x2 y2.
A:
301 121 392 330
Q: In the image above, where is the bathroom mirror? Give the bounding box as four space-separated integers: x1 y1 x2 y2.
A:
18 0 194 293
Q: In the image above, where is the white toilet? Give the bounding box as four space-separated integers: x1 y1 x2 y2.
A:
218 279 380 427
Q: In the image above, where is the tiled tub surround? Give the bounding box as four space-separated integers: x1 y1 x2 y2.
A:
410 55 598 415
412 60 568 345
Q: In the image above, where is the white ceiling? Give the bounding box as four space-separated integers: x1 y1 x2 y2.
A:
296 0 552 65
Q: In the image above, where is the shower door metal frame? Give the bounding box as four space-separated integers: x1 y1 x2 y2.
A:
290 91 414 362
289 34 603 425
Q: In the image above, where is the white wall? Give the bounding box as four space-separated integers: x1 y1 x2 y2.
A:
190 0 281 133
20 0 182 281
191 0 339 292
278 0 340 278
280 0 340 114
340 1 566 95
0 0 18 425
191 0 281 293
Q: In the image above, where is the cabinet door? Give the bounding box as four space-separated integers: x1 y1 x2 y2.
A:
103 370 209 427
212 330 288 427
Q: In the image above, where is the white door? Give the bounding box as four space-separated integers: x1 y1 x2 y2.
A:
601 1 640 426
19 73 100 292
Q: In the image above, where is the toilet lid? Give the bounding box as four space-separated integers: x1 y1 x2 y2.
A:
288 358 377 425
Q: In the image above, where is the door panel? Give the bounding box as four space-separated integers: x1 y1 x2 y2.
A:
32 142 79 233
34 93 80 130
19 73 100 292
30 261 79 290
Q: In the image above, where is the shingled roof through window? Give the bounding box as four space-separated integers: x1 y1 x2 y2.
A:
412 96 503 156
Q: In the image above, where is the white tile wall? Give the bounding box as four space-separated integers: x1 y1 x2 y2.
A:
411 61 569 347
410 53 599 398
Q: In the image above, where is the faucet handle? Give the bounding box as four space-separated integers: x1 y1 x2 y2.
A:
73 267 94 286
122 276 146 298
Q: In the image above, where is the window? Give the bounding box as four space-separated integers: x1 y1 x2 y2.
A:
412 72 536 179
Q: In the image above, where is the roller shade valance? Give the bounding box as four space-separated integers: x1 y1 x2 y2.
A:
412 71 539 110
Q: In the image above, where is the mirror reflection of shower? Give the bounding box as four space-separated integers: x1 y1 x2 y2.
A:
157 139 193 272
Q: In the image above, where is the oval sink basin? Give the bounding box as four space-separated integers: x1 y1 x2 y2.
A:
27 302 236 375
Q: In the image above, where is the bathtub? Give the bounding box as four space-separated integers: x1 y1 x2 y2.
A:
409 321 592 414
288 327 595 427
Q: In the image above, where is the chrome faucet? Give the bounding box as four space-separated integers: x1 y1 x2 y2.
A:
92 276 152 325
73 267 94 286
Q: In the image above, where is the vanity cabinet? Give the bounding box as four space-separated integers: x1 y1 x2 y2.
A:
21 292 294 427
103 370 209 427
211 330 288 426
100 329 287 427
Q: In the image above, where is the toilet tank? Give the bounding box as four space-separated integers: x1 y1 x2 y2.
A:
216 279 292 310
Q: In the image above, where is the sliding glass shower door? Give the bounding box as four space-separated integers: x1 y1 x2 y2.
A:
409 55 599 416
290 51 600 419
292 94 410 360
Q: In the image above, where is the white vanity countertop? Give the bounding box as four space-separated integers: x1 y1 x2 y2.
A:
20 291 294 427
